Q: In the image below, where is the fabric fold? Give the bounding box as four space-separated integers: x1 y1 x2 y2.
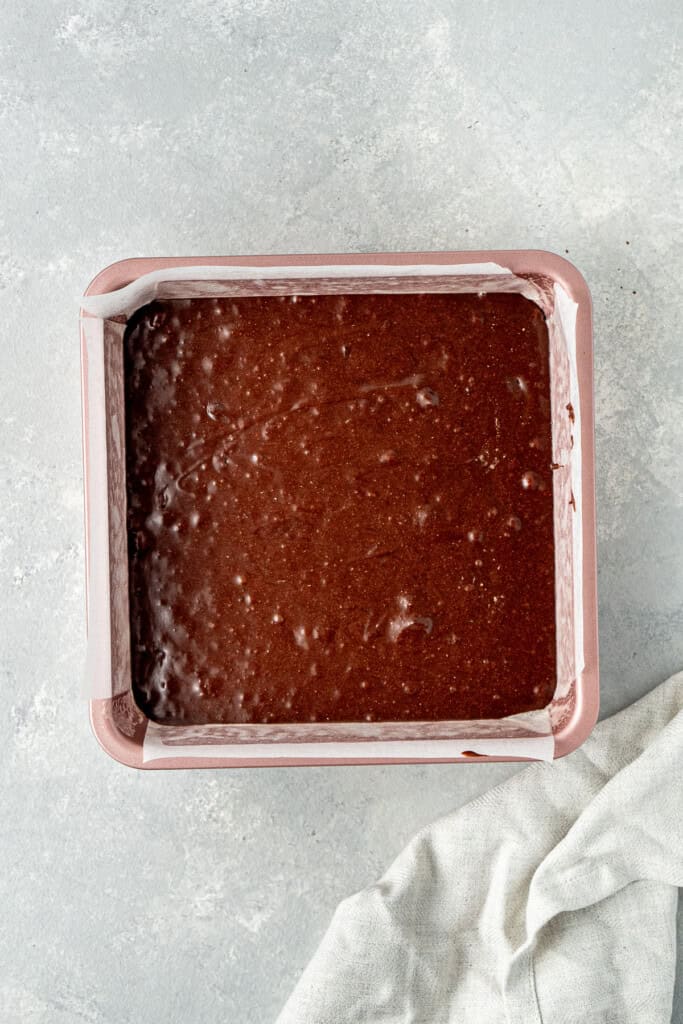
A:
277 673 683 1024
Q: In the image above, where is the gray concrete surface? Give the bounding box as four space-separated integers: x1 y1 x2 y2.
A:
1 1 682 1021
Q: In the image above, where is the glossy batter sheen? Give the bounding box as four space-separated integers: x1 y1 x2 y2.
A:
124 292 556 725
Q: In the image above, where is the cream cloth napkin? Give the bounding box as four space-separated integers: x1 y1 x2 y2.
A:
277 673 683 1024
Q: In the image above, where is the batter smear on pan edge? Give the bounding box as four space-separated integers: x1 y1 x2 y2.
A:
124 292 556 725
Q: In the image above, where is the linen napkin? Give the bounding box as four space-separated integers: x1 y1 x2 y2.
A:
277 672 683 1024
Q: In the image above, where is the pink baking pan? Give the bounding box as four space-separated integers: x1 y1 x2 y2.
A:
80 251 598 769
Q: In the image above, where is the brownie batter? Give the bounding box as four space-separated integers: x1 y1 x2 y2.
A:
124 291 556 725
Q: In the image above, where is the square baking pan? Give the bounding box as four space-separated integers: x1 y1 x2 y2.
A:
80 251 598 768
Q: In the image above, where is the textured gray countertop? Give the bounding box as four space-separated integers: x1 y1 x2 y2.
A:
1 1 682 1021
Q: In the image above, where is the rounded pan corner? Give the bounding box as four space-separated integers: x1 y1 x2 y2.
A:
89 699 145 770
509 249 592 310
83 257 152 301
552 668 600 760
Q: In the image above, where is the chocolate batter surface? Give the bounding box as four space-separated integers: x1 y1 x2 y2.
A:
124 292 556 725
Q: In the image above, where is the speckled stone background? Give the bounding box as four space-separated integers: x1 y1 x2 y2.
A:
1 1 682 1021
